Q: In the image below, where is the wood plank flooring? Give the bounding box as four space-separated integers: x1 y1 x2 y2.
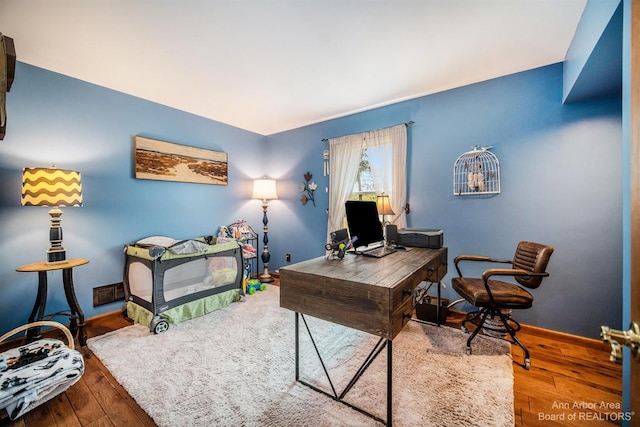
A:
1 301 622 426
446 311 622 427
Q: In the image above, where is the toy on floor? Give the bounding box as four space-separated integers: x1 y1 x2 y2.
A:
246 278 266 294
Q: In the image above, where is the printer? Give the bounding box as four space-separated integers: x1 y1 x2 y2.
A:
397 228 443 249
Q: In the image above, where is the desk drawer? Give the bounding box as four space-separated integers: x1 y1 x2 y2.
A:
280 247 448 340
391 292 415 337
425 248 447 283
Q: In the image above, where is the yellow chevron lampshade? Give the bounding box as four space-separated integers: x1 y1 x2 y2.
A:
21 166 83 264
21 167 83 207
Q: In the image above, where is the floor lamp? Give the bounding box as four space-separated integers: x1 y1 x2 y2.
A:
252 178 278 283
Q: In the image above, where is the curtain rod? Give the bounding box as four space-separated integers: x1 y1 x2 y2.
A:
321 121 414 142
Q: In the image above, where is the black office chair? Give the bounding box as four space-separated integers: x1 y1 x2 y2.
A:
451 241 554 370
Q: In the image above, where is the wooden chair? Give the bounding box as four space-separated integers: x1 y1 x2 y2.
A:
451 241 554 369
0 321 84 419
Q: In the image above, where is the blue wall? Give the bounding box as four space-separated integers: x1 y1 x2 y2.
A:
0 61 622 339
564 0 622 103
266 63 622 338
0 63 268 333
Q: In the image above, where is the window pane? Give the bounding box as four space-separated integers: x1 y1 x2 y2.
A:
350 145 392 198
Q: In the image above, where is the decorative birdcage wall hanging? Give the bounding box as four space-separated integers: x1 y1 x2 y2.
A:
453 146 500 196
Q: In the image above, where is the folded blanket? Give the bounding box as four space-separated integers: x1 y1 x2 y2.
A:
0 338 84 420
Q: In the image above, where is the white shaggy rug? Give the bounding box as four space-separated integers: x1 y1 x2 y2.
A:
88 286 514 426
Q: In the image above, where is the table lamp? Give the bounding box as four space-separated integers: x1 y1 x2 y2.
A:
376 193 395 225
252 178 278 283
21 165 83 264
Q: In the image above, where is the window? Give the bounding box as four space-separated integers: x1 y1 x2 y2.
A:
326 124 408 242
350 148 376 201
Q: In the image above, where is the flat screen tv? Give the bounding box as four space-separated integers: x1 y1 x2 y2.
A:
345 201 383 249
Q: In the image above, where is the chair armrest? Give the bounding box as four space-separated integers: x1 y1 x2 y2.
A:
479 269 549 301
454 255 492 263
482 268 550 282
454 255 512 277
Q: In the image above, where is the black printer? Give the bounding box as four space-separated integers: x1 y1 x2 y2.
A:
397 228 443 249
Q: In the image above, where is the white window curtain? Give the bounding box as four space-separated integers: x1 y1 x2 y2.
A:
361 124 407 229
326 124 408 244
326 134 362 243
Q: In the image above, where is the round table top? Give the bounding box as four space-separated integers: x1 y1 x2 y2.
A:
16 258 90 272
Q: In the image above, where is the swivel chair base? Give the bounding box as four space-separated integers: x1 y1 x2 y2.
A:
462 308 531 370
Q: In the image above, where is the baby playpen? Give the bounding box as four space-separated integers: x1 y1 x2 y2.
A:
123 236 244 333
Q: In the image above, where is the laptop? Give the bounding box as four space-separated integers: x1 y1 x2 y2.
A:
361 245 398 258
345 201 397 258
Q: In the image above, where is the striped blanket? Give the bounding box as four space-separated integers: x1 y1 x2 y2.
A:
0 338 84 420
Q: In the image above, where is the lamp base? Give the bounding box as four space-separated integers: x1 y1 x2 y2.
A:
46 248 67 265
259 271 275 283
46 207 68 265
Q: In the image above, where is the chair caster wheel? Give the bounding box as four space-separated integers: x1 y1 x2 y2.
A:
466 347 472 355
524 359 531 370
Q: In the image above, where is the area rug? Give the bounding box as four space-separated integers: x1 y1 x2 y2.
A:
87 286 514 426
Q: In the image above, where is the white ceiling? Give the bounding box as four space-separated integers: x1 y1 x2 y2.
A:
0 0 587 136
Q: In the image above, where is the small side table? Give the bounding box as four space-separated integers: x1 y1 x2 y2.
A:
16 258 89 346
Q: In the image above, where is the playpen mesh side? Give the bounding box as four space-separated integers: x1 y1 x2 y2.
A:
163 256 238 302
126 255 239 305
128 261 153 303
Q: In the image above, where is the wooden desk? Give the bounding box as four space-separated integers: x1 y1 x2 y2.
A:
16 258 89 346
280 247 447 426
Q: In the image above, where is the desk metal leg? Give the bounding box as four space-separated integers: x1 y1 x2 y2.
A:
295 312 391 425
387 339 392 427
436 280 442 327
25 271 48 342
62 267 86 346
295 312 299 381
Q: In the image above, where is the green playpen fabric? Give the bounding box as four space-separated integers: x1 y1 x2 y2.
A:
126 288 242 328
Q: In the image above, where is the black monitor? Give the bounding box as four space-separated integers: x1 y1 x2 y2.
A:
345 201 383 249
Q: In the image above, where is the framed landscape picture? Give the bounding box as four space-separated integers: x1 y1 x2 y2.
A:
134 136 228 185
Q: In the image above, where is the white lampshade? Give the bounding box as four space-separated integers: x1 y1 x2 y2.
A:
252 179 278 200
376 193 395 216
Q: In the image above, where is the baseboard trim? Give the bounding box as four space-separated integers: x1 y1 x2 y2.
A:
519 323 608 350
447 308 608 350
88 308 124 322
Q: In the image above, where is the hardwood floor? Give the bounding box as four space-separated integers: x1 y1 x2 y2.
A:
446 311 623 427
0 313 154 427
1 305 622 426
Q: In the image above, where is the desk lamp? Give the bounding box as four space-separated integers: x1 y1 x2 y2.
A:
376 193 395 225
252 178 278 283
21 165 83 264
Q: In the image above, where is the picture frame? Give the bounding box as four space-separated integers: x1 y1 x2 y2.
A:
134 136 228 185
